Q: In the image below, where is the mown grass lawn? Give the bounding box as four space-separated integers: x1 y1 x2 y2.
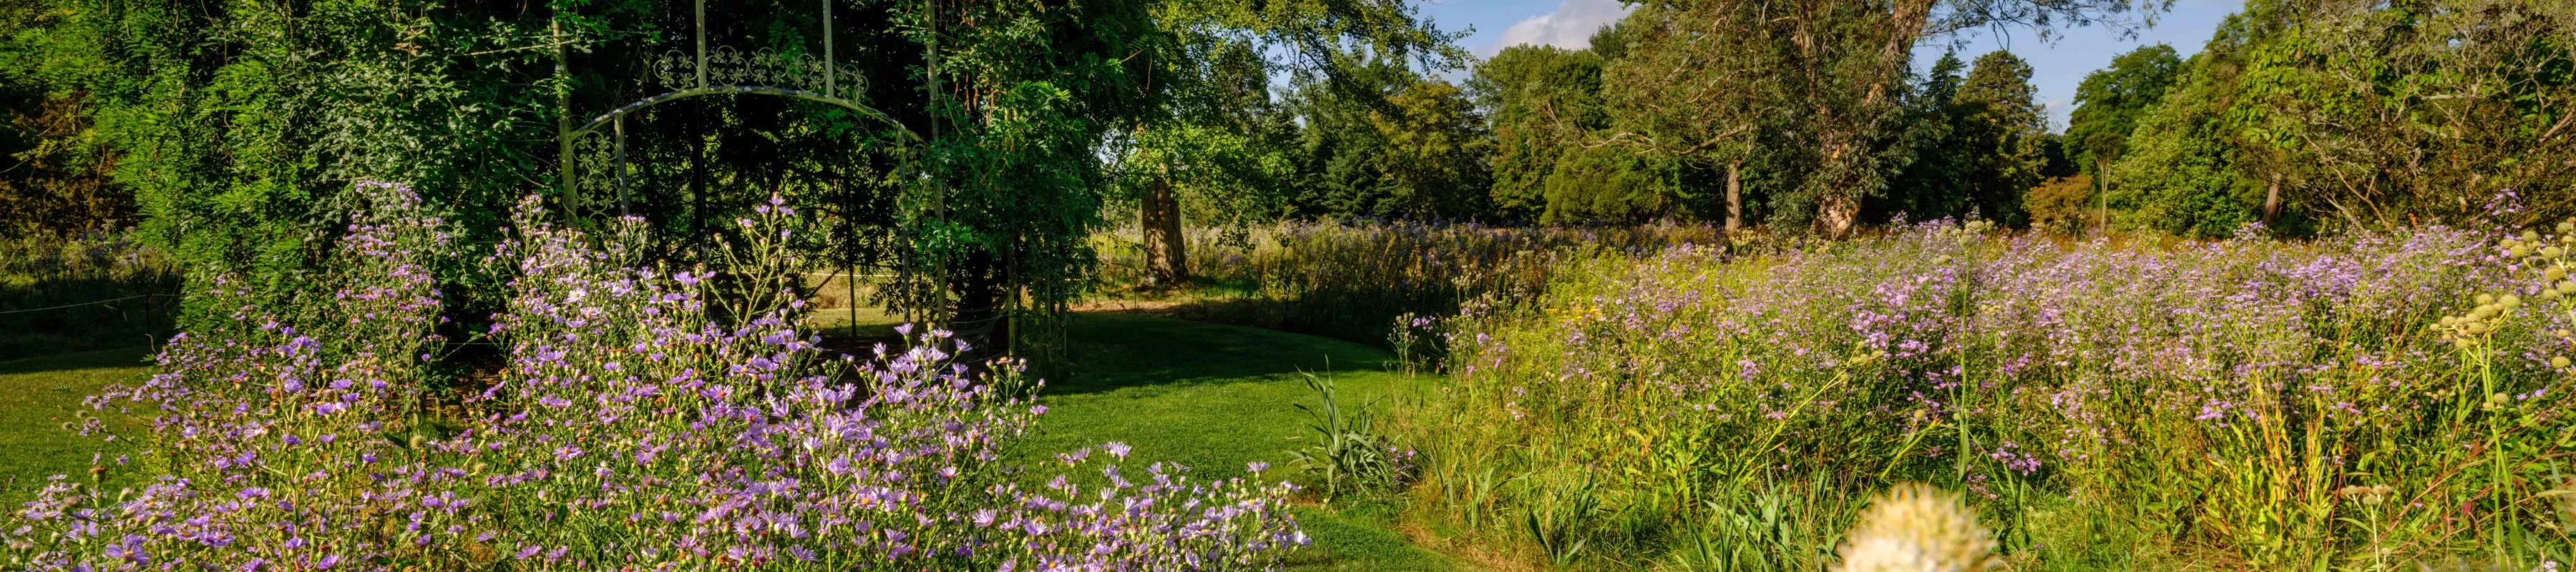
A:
1013 312 1455 571
0 347 150 503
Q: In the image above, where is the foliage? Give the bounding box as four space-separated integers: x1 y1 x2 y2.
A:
1884 50 2044 227
1946 51 2046 226
0 234 178 360
1540 143 1677 225
1403 220 2576 568
2064 44 2182 177
1283 64 1494 222
2116 0 2576 236
1161 220 1716 347
2021 175 2094 234
0 184 1307 570
1288 372 1412 503
1472 45 1606 222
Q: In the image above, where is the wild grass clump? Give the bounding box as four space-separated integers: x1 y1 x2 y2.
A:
1403 220 2576 569
1124 220 1717 347
0 183 1307 571
0 233 180 360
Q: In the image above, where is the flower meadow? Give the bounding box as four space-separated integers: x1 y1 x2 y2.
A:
1402 221 2576 569
1 183 1306 571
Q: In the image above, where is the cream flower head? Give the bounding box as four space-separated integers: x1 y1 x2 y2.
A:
1833 483 1999 572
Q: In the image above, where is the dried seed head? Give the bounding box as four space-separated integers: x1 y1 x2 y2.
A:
2548 267 2569 282
2336 484 2395 506
2552 356 2570 369
1834 483 1997 572
2500 295 2522 310
2477 294 2497 305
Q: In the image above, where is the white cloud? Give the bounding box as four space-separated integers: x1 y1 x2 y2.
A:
1488 0 1634 55
2042 98 2072 132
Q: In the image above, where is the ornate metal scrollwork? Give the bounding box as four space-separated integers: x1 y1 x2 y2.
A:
647 46 868 99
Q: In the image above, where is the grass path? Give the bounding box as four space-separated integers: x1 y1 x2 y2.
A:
1013 312 1457 571
0 316 1458 569
0 347 151 502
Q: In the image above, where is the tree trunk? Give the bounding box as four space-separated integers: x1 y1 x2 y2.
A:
1817 194 1860 238
2096 158 2109 233
951 247 1012 361
1140 177 1186 286
2262 170 2283 225
1724 159 1744 235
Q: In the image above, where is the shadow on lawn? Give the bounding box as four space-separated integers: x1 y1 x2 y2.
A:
1044 312 1392 396
0 345 155 376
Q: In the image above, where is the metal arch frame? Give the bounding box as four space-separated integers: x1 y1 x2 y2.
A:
566 87 919 144
552 0 923 222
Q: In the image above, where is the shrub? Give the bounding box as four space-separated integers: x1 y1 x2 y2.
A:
1 183 1306 571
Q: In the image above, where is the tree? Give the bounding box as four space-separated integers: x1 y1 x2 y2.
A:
2064 44 2182 177
1284 60 1492 221
1601 0 2161 237
1598 1 1780 233
2116 0 2575 236
1110 0 1462 286
14 0 1465 348
2084 132 2127 231
1949 51 2045 225
1472 45 1605 222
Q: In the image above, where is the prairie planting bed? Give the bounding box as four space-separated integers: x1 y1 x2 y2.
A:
1399 222 2576 569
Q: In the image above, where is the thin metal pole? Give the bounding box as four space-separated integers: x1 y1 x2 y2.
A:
822 0 835 97
695 0 708 89
554 14 575 223
615 116 631 217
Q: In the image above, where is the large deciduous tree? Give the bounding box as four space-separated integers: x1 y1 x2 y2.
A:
2117 0 2575 237
1599 0 1777 233
1597 0 2160 237
1473 45 1605 222
2064 44 2181 177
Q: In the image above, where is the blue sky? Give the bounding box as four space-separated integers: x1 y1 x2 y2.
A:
1408 0 2247 132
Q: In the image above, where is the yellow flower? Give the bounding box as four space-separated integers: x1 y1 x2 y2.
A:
1833 483 1998 572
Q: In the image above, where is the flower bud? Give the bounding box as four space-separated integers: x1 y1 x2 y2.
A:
2553 356 2571 369
2477 294 2497 305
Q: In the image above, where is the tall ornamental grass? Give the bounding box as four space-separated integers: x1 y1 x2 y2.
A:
1 184 1305 571
1109 221 1717 347
1404 220 2576 570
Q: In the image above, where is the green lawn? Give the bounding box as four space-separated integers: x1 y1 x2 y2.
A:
0 346 151 502
0 315 1455 570
1014 312 1455 571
